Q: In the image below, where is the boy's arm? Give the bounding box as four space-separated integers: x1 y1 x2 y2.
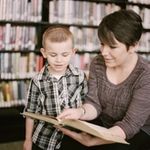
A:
25 117 34 141
23 117 34 150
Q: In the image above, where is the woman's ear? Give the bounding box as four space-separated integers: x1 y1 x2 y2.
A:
128 42 139 53
40 48 47 58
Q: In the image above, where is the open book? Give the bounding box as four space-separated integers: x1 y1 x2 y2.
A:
22 111 129 144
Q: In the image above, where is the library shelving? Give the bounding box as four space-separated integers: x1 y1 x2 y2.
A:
0 0 150 142
0 0 44 142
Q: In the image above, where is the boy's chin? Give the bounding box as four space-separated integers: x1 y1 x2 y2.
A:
53 68 67 74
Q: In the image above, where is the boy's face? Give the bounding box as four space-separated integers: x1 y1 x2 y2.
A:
41 39 76 75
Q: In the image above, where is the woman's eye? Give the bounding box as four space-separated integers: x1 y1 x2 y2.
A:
110 46 116 49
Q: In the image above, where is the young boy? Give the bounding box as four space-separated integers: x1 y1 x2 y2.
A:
23 26 88 150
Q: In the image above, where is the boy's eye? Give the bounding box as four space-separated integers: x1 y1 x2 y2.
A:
51 54 56 57
62 52 71 57
48 53 57 57
47 53 70 57
62 53 69 57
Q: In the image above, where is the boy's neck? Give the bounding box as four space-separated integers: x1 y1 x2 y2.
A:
52 74 63 80
48 65 66 78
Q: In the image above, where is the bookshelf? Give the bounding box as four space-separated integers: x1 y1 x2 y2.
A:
0 0 150 142
0 0 44 142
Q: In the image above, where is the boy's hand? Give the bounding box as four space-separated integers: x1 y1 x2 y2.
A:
57 108 83 120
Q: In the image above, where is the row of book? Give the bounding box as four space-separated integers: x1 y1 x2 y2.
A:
0 53 44 79
1 54 149 108
70 27 100 51
0 24 37 51
1 51 149 80
0 0 149 24
141 54 150 61
0 52 98 80
0 51 149 78
0 0 42 22
128 0 150 4
0 99 25 108
49 1 121 25
127 5 150 28
71 53 150 71
139 32 150 52
0 81 28 107
48 0 150 28
0 53 97 107
70 27 150 53
71 53 98 71
0 25 149 52
0 53 149 108
0 24 100 52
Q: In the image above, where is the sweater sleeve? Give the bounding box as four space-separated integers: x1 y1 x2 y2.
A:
115 70 150 139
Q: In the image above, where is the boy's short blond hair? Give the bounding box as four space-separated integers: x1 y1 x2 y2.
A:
42 26 73 48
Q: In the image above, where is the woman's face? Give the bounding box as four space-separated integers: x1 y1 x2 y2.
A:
100 39 135 68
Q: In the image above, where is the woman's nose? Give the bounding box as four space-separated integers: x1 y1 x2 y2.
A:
101 46 110 56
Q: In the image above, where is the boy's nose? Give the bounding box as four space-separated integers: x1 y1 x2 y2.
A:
56 56 62 62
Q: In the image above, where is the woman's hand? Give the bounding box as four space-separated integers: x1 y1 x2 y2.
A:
57 108 84 120
56 126 114 147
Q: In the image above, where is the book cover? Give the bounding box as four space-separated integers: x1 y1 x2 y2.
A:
22 111 129 145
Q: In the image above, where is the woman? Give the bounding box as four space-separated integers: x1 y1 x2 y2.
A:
57 9 150 150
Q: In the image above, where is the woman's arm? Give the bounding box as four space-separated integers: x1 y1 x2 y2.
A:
57 103 97 120
108 126 126 139
79 103 98 120
115 78 150 139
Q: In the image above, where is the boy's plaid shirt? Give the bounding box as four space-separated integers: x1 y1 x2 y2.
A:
24 64 88 150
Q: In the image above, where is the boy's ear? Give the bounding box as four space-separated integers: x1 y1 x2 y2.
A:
72 48 78 54
40 48 47 58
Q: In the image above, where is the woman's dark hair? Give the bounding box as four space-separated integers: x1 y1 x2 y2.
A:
98 9 143 49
